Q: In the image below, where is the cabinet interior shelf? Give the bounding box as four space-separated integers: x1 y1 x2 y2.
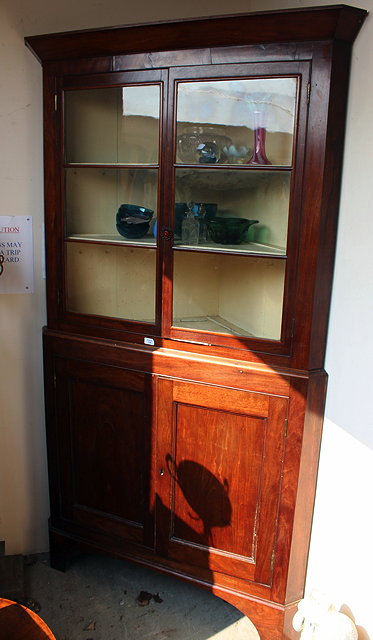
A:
174 241 286 257
173 315 255 337
67 234 157 247
64 163 292 171
66 234 286 257
174 163 293 170
65 163 160 169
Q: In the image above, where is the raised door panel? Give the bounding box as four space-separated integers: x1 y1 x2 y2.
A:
156 378 288 586
51 357 154 549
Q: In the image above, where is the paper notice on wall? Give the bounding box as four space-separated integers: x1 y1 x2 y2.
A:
0 216 34 294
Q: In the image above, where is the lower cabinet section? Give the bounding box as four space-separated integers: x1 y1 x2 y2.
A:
43 331 326 640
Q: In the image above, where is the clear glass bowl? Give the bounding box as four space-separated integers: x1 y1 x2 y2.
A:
177 126 232 164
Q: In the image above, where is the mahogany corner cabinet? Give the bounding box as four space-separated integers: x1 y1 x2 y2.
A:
25 6 366 639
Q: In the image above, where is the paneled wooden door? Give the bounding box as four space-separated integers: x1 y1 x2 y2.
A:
156 377 288 587
50 356 154 550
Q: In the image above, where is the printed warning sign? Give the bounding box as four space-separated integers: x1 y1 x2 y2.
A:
0 216 34 294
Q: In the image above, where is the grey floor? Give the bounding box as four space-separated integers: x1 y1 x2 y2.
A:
23 554 260 640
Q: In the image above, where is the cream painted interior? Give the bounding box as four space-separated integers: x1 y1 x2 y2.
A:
66 243 156 321
65 86 160 164
176 77 296 165
176 124 293 166
218 255 285 338
173 252 285 339
65 88 119 163
65 168 158 235
173 251 221 321
175 169 290 249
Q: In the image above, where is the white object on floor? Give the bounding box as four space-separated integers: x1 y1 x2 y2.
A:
293 591 358 640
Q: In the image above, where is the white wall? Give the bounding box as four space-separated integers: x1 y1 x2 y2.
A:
0 0 372 637
0 2 48 555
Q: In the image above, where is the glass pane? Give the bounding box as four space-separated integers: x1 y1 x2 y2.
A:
173 252 285 340
65 167 158 243
176 78 297 166
65 85 160 164
174 169 290 255
66 242 156 322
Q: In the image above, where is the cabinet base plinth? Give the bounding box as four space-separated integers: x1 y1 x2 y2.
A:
212 590 300 640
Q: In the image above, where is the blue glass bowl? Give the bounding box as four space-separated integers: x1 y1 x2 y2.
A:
116 204 154 239
207 217 258 244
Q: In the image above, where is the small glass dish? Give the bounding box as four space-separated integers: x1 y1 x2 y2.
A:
177 127 232 164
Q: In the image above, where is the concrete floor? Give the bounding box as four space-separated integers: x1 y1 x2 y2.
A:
23 554 260 640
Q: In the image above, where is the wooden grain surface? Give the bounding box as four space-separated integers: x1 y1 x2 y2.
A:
0 599 56 640
25 6 367 63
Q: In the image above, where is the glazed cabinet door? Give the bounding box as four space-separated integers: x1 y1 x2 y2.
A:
164 61 310 357
47 355 154 550
56 68 167 335
155 377 288 587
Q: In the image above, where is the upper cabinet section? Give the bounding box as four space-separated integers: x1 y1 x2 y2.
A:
25 6 367 369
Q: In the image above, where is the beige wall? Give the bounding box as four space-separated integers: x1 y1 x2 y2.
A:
0 0 372 637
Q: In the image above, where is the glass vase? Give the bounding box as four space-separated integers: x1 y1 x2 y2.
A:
248 110 271 165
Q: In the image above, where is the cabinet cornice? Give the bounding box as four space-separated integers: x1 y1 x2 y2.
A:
25 5 367 64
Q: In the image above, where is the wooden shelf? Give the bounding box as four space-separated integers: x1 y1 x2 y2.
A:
173 315 254 337
173 240 286 257
65 163 159 168
67 233 157 247
67 234 285 257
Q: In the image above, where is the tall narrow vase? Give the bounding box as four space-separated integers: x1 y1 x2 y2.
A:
248 110 271 165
